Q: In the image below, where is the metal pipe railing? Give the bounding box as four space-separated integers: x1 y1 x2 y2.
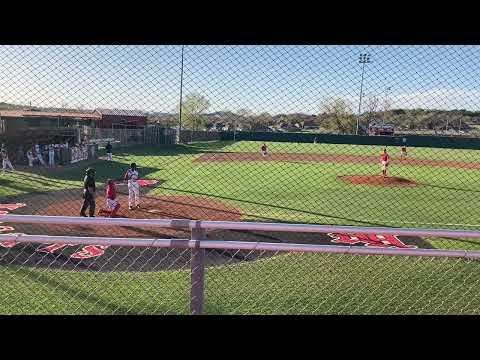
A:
0 233 191 248
3 214 480 239
0 214 182 229
2 233 480 259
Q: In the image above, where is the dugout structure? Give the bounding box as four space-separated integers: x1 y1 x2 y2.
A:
0 127 98 165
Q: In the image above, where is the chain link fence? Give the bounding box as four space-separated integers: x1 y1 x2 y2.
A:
1 226 480 315
203 250 480 315
1 45 480 314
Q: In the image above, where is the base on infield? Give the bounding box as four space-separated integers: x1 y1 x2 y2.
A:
338 175 419 187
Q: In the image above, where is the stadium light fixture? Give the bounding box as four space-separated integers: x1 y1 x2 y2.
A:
357 53 372 135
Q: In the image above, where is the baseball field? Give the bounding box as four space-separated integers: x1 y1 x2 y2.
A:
1 139 480 314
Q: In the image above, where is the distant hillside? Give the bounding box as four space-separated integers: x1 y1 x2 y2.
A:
383 109 480 135
0 102 94 113
146 108 480 136
0 102 28 110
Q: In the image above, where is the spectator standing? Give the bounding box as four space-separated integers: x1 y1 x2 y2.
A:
35 143 47 167
106 141 113 161
26 148 36 167
48 144 55 167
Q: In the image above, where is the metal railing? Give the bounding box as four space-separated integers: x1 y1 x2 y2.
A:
2 214 480 314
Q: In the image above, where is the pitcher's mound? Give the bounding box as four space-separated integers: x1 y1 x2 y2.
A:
339 175 419 187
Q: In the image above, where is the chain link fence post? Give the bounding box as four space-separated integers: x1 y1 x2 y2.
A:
190 224 206 315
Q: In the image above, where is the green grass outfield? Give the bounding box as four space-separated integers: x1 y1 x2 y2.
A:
1 140 480 314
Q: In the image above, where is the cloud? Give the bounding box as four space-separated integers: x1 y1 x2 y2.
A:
389 88 480 111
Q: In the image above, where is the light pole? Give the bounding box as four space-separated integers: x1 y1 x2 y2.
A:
177 45 185 143
383 86 391 126
233 117 236 141
357 53 371 135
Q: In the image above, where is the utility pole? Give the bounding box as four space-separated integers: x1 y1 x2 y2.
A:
383 86 391 126
357 53 371 135
177 45 185 143
233 118 237 141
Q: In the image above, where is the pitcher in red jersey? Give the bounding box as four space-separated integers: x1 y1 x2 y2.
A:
380 148 390 177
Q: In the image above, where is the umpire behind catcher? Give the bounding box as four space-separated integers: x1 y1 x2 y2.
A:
80 168 96 217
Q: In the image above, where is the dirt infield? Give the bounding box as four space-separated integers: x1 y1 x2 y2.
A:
0 188 430 272
0 190 254 272
339 175 419 187
197 152 480 170
35 193 243 239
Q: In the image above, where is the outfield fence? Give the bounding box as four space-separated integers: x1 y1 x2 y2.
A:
180 130 221 144
2 214 480 315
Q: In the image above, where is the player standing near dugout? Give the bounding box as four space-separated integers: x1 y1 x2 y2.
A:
105 141 113 161
34 143 47 167
261 143 268 157
104 179 120 217
380 148 390 177
80 168 96 217
26 147 36 167
124 163 140 210
1 146 14 173
48 144 55 168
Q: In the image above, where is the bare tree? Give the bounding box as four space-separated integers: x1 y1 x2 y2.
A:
320 98 356 134
366 95 380 118
236 108 254 131
365 95 380 131
256 112 273 130
382 90 392 123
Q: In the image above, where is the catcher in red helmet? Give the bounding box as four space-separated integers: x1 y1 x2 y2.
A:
105 179 121 217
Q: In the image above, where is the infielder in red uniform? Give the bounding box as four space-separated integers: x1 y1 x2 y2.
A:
105 179 120 217
380 148 390 177
261 143 268 157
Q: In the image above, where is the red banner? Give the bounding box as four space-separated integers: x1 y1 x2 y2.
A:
0 240 18 248
327 233 417 248
0 203 26 211
37 243 74 254
70 245 110 259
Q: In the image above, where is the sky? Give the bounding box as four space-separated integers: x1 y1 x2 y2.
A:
0 45 479 114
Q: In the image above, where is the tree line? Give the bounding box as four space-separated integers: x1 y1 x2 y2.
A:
151 93 480 135
4 95 479 135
